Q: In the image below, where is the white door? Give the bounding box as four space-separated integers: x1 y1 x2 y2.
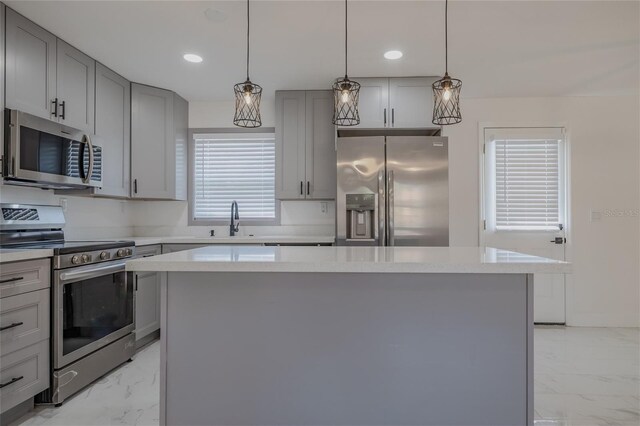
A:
482 127 567 323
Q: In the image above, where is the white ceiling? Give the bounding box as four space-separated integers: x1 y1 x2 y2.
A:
6 1 639 102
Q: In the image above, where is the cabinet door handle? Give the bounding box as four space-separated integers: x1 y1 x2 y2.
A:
51 98 58 118
135 275 138 292
0 376 24 388
0 322 24 332
391 108 395 127
0 276 24 284
60 101 66 120
307 181 310 196
300 181 303 196
384 108 387 127
134 179 138 194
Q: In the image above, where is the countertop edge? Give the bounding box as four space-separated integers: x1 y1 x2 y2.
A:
126 259 571 275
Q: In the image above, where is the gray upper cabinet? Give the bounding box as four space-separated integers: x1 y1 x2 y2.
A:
276 90 336 200
353 78 388 128
305 91 336 199
94 63 131 198
348 77 435 128
5 8 56 120
56 40 95 133
5 8 95 133
389 77 436 128
131 83 188 200
173 93 188 201
1 5 5 167
275 91 306 199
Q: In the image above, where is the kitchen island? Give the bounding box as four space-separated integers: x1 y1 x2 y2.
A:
126 245 570 426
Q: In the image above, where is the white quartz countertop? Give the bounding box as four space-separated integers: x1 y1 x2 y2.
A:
0 248 53 263
126 245 571 274
113 235 336 246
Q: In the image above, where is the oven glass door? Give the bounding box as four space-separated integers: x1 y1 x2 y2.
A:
55 261 134 368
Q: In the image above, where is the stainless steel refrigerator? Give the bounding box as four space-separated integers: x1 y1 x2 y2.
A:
336 129 449 246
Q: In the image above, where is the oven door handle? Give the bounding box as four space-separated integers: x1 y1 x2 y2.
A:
58 261 126 283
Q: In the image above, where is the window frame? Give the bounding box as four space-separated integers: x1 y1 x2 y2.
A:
188 127 280 227
479 125 568 236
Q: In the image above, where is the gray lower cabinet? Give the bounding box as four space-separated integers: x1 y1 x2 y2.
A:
5 8 95 133
0 258 50 414
93 63 131 198
276 90 336 200
134 245 162 342
131 84 188 200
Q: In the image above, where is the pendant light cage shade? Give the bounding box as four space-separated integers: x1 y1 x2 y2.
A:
332 77 361 126
233 80 262 128
432 74 462 125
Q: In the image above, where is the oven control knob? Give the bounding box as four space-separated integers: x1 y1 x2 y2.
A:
125 248 133 256
71 255 80 265
100 251 108 260
117 249 125 258
81 254 90 263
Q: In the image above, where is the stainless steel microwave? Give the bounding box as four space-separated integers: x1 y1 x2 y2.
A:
2 109 102 189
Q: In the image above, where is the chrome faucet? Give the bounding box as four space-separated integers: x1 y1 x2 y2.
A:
230 201 240 236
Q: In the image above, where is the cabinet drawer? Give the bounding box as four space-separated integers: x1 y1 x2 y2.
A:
0 340 49 413
136 244 161 257
0 289 50 356
0 259 50 299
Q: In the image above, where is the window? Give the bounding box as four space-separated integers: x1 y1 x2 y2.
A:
485 128 565 231
190 131 277 224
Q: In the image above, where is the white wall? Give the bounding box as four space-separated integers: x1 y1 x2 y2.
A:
442 95 640 327
0 184 133 239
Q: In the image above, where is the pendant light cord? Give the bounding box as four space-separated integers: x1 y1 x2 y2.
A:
444 0 448 74
246 0 250 81
344 0 348 78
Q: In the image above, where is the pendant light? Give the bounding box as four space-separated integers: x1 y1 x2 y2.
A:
432 0 462 125
233 0 262 128
332 0 360 126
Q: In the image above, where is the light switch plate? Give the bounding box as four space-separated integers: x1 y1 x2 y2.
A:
59 198 68 212
320 202 328 214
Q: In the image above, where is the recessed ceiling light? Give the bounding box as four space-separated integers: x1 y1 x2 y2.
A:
183 53 203 63
384 50 403 60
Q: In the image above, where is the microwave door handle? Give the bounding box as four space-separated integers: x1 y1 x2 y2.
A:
82 134 94 184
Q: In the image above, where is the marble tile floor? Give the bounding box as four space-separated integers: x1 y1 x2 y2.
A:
11 327 640 426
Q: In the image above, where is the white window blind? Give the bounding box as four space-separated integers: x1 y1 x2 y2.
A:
192 133 275 221
493 135 563 231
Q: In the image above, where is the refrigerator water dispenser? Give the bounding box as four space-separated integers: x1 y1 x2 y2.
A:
346 194 375 241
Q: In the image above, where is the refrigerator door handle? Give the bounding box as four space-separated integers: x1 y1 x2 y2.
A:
378 170 386 246
387 170 395 246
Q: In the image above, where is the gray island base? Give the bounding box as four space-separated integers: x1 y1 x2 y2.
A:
126 246 570 426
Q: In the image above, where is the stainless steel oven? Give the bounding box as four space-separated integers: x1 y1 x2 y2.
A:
53 259 134 369
3 109 102 189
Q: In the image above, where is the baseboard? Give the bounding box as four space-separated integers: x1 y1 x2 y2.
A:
2 398 34 425
136 329 160 350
